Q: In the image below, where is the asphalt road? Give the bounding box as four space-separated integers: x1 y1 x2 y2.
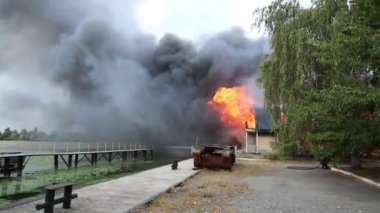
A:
235 160 380 213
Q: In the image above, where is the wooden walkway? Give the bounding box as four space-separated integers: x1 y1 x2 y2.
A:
2 159 198 213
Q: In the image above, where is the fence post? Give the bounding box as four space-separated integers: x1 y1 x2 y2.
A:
97 143 99 152
87 143 90 152
53 143 56 153
105 143 107 151
78 143 81 152
66 143 69 153
118 143 120 150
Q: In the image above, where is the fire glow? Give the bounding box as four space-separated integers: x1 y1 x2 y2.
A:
208 86 256 130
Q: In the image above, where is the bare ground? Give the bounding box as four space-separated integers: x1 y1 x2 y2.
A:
135 159 380 213
134 160 263 213
337 158 380 183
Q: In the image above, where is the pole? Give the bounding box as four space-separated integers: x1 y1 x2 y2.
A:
245 130 248 153
256 128 259 153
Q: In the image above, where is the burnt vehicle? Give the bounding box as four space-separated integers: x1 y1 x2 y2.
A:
192 145 236 169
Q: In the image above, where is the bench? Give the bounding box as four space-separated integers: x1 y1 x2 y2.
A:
36 182 78 213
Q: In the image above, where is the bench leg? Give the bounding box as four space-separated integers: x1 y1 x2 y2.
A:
4 157 11 178
17 156 23 177
45 190 55 213
63 185 73 209
54 155 58 171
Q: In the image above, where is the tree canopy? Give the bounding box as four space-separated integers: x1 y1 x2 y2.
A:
255 0 380 166
0 127 50 141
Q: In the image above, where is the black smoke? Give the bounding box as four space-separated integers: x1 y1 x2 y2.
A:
0 0 267 148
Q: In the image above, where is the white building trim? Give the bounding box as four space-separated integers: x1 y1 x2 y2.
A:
245 128 258 153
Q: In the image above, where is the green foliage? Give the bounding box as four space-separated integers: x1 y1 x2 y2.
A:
263 151 281 160
0 127 52 141
255 0 380 162
1 128 12 140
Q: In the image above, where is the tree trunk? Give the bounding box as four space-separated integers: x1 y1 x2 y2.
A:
351 151 362 169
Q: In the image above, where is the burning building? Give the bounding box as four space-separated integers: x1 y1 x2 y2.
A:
207 85 275 153
245 108 275 153
207 86 255 148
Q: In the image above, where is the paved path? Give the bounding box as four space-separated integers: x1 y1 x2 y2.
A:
236 160 380 213
3 159 197 213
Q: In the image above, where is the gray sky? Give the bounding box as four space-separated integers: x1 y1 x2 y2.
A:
115 0 310 39
133 0 273 39
0 0 311 132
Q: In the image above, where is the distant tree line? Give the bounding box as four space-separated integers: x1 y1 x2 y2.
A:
0 127 58 141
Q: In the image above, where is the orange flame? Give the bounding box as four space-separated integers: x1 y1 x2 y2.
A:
208 86 256 130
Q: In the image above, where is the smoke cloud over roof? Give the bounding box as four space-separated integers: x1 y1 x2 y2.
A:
0 0 267 146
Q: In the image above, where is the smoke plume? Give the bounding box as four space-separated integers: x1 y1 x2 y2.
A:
0 0 267 147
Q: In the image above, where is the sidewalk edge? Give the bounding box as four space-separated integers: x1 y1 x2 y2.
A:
126 167 200 212
331 167 380 189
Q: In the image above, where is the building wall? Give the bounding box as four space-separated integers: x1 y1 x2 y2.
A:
245 132 275 153
258 135 275 153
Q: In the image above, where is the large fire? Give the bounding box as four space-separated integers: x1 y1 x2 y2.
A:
208 86 256 131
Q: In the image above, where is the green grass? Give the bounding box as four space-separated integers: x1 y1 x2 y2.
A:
262 151 281 160
0 198 10 206
0 160 167 207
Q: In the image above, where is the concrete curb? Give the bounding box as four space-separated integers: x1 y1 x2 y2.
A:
126 164 200 213
331 167 380 189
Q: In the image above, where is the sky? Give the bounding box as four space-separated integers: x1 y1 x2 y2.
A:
133 0 273 40
0 0 311 134
115 0 311 40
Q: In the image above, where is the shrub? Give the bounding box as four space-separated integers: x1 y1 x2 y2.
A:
262 151 280 160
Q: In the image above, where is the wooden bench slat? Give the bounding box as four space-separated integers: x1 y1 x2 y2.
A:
45 182 74 190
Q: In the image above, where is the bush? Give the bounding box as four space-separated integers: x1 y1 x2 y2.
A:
262 151 280 160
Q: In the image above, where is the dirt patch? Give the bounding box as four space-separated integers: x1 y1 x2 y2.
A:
135 160 262 213
339 167 380 183
337 159 380 183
